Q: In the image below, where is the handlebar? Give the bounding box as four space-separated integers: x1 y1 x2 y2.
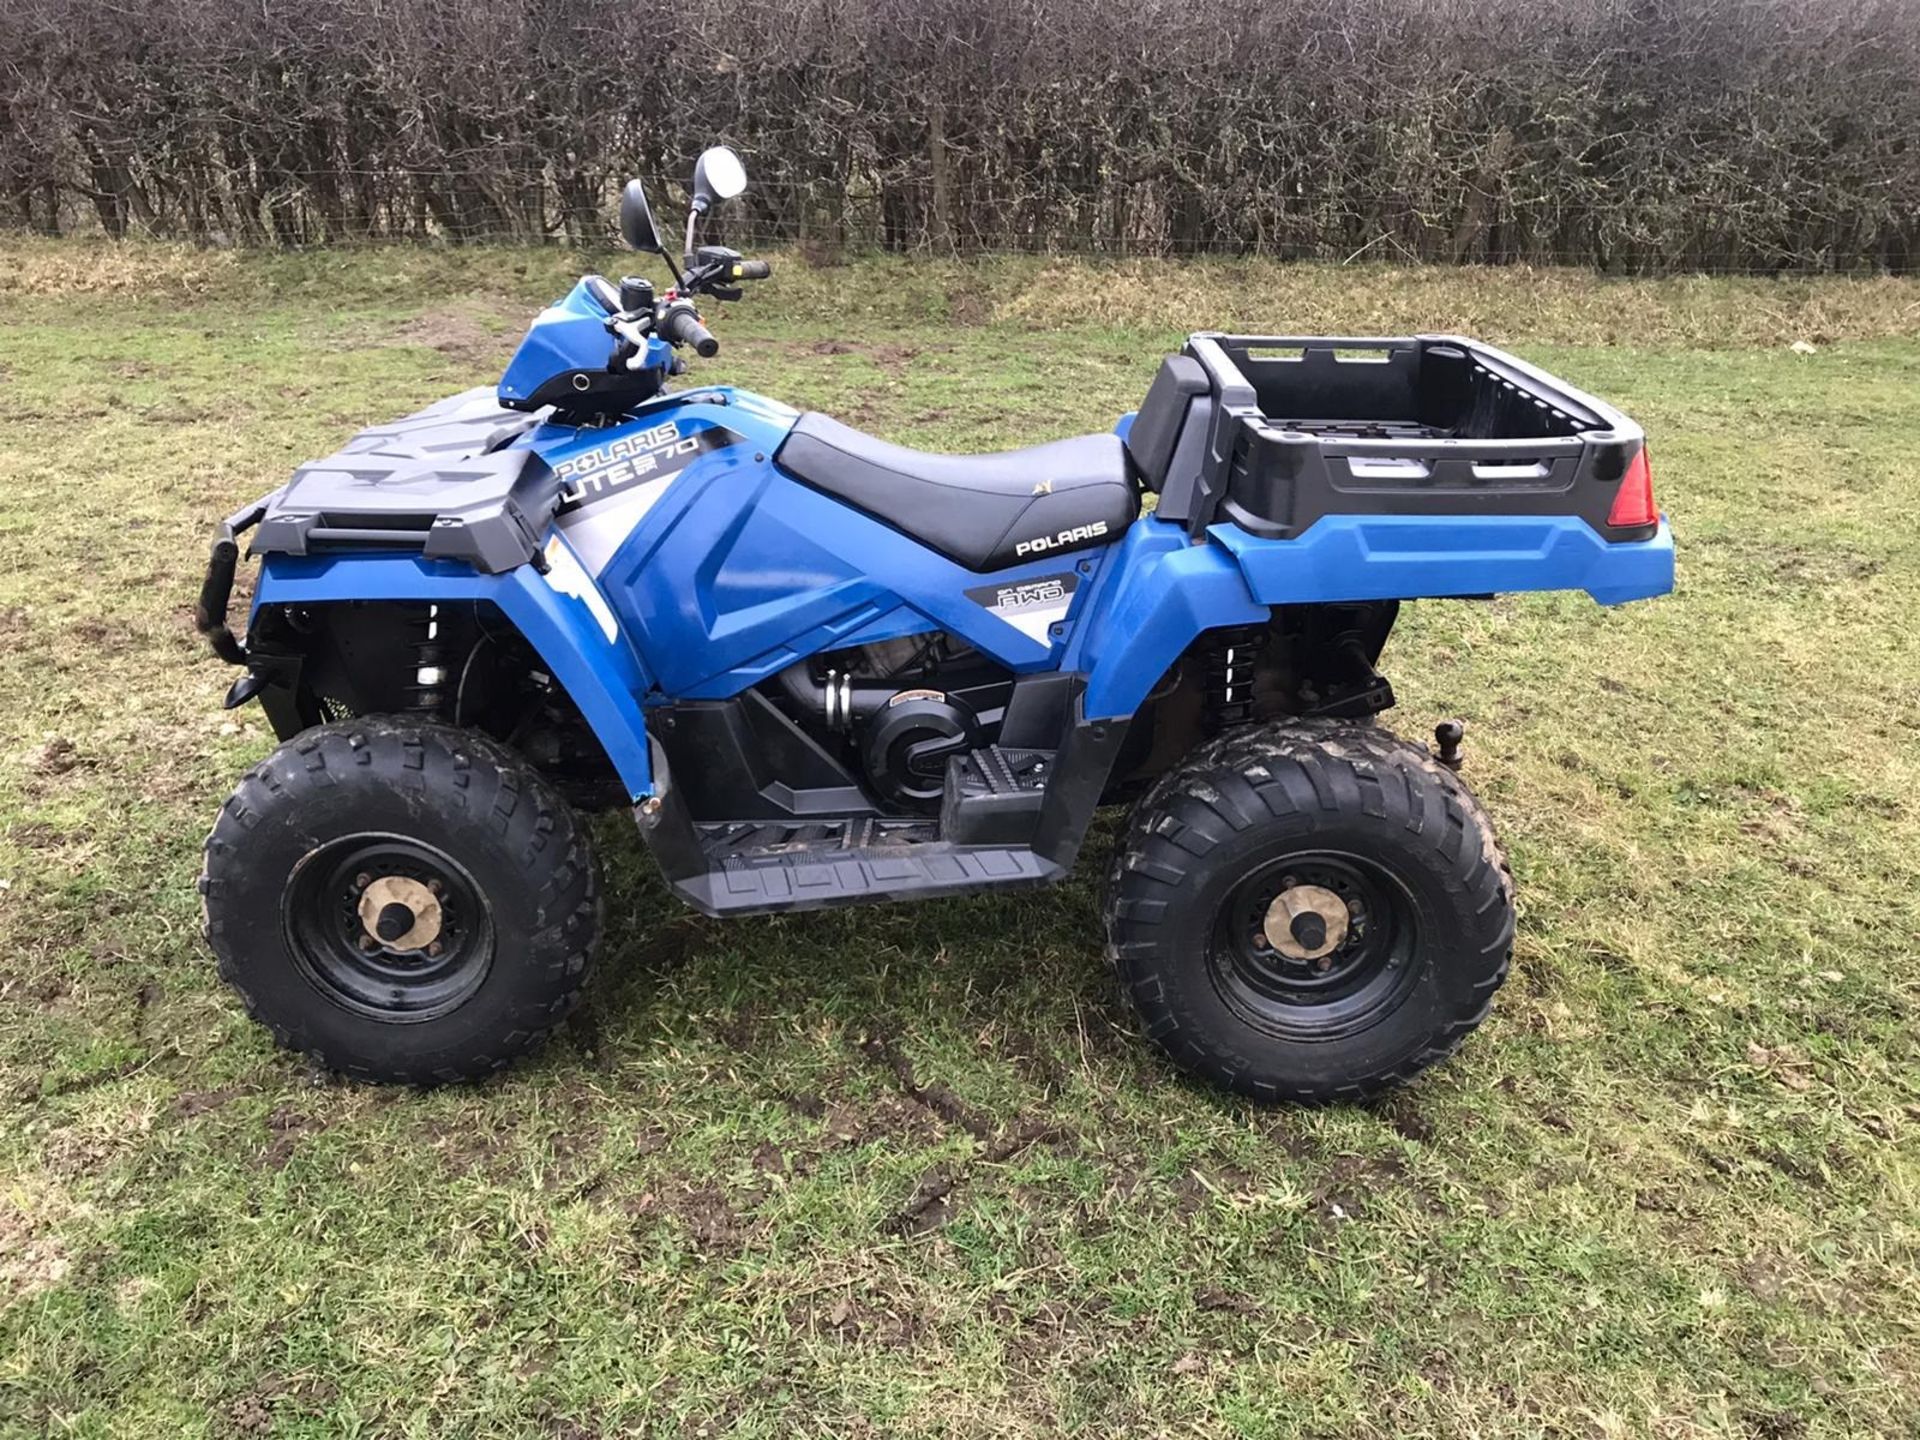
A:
658 299 719 358
734 259 772 281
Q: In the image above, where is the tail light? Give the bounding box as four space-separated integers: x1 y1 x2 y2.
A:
1607 446 1658 530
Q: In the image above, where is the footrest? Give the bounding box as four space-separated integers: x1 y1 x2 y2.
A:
941 745 1053 846
674 818 1060 916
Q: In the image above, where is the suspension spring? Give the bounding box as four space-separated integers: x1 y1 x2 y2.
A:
408 604 450 716
1204 624 1267 730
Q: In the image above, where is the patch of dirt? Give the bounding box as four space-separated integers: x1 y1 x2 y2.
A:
1308 1152 1413 1226
29 736 89 776
880 1116 1067 1236
1257 1115 1317 1160
1748 1138 1823 1187
997 1025 1072 1098
791 1092 942 1154
792 338 932 374
997 1294 1119 1372
389 308 514 366
870 343 921 370
710 1006 768 1053
1374 1095 1436 1144
858 1033 992 1139
629 1183 762 1255
227 1391 273 1436
1739 1408 1810 1440
222 1373 338 1437
785 1289 926 1349
749 1140 790 1175
1769 548 1882 586
779 1090 826 1120
258 1106 322 1172
9 821 68 851
423 1116 511 1177
890 1163 960 1236
1195 1285 1263 1317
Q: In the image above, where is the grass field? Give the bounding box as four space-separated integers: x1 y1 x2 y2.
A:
2 240 1919 1439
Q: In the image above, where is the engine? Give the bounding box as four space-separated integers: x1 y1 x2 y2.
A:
771 635 1012 811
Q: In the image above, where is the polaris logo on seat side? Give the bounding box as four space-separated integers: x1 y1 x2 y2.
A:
1015 520 1108 557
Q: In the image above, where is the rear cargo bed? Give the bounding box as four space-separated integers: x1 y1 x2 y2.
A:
1139 333 1656 544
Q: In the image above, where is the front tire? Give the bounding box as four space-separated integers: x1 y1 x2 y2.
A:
200 717 601 1085
1105 720 1512 1103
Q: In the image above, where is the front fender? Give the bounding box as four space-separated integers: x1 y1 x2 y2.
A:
252 546 656 800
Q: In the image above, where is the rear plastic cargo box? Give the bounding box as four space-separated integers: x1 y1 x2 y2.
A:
1146 334 1654 543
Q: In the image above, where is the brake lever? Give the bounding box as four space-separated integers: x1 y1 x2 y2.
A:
608 316 656 372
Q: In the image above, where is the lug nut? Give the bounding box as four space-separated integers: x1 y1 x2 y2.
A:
427 941 444 958
354 872 372 889
427 878 444 896
358 935 377 951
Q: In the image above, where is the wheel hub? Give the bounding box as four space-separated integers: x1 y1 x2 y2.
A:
283 834 492 1022
357 875 443 952
1208 850 1417 1035
1261 884 1350 961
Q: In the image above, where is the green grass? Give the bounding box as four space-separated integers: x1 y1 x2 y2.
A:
2 241 1918 1438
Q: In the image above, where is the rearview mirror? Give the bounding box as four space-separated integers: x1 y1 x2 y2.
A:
620 178 663 253
690 147 747 215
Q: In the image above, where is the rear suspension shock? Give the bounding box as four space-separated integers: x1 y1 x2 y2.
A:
1203 624 1267 730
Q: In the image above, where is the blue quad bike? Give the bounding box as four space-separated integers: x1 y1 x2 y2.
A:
195 148 1672 1100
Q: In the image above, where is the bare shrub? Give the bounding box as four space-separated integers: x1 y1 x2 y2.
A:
1 0 1914 271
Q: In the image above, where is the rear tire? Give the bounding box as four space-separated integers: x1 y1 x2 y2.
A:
1105 720 1512 1103
200 717 600 1085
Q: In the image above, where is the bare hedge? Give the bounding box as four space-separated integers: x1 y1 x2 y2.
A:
3 0 1916 271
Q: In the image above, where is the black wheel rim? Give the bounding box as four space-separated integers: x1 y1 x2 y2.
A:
282 834 493 1023
1207 850 1420 1041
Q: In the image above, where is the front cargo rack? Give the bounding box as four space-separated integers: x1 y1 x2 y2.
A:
1136 333 1655 544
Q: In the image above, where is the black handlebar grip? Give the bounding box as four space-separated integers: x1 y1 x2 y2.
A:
664 305 720 358
736 259 772 280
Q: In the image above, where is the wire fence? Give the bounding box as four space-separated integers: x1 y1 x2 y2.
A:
17 166 1912 277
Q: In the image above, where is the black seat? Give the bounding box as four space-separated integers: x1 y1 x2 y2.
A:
774 413 1137 572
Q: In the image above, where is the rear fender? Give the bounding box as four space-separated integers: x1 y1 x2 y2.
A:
251 546 656 799
1067 512 1675 721
1064 518 1266 720
1210 514 1676 608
